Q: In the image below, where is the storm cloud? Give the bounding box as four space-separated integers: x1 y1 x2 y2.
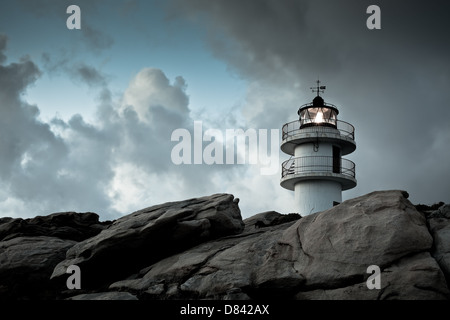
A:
0 38 251 218
0 1 449 220
168 0 450 205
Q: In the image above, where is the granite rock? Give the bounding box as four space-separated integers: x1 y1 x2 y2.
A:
1 190 449 300
51 193 244 289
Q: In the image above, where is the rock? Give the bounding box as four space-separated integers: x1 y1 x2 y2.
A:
244 211 283 229
0 211 109 242
415 202 446 215
67 291 138 300
51 193 244 289
0 236 76 299
109 220 296 299
1 190 449 300
252 190 443 299
429 204 450 219
283 190 434 289
378 252 449 299
0 211 107 299
110 190 449 300
295 252 448 300
427 204 450 286
244 211 301 229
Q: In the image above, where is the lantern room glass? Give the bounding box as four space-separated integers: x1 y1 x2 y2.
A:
299 107 338 128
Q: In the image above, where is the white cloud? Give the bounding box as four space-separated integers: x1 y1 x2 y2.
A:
121 68 189 123
0 42 282 220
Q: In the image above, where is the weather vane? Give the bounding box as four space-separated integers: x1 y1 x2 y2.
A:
310 79 326 96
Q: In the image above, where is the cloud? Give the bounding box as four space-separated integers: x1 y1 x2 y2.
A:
0 37 44 181
2 1 449 222
0 35 72 214
17 0 114 51
0 34 7 64
47 69 196 217
72 63 108 87
41 52 108 90
81 67 264 216
81 24 114 51
0 37 128 218
121 68 189 123
167 0 450 206
0 40 255 219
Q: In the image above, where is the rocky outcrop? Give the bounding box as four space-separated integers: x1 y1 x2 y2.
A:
109 211 296 299
0 212 108 300
0 236 76 299
427 204 450 286
0 212 109 242
67 291 138 300
109 190 448 300
286 190 434 290
51 193 244 290
0 190 449 300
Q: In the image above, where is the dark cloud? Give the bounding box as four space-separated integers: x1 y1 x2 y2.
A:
73 63 108 87
0 39 235 218
41 52 70 75
168 0 450 205
0 37 115 218
41 53 108 88
17 0 69 17
170 0 450 82
0 34 7 64
0 37 70 212
81 24 114 51
1 1 449 220
17 0 114 52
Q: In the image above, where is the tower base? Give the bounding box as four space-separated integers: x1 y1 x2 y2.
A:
294 180 342 216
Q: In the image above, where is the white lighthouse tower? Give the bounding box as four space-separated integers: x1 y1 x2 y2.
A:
280 81 356 216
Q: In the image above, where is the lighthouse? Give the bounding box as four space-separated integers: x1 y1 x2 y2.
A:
280 81 356 215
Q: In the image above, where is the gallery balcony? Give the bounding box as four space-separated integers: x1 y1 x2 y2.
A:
280 156 357 191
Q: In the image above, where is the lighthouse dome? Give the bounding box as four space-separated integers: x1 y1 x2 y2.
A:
312 95 324 107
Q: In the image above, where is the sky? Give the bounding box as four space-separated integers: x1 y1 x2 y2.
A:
0 0 449 220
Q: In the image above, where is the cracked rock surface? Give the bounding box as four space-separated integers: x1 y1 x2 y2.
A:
50 193 244 290
109 190 449 300
0 190 449 300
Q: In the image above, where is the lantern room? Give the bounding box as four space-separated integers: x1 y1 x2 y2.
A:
297 95 339 129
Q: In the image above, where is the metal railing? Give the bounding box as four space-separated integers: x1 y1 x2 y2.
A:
282 119 355 141
299 101 339 110
281 156 356 179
